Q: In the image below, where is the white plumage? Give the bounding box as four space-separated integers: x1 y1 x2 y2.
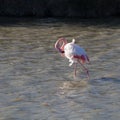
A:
64 39 88 66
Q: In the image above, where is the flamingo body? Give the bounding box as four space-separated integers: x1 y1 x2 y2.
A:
64 39 89 66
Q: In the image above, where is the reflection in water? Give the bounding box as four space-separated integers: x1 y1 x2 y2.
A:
60 81 88 90
0 18 120 120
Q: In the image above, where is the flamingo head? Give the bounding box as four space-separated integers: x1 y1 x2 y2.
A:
55 38 67 54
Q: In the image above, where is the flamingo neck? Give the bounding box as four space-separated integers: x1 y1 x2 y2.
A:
55 38 67 53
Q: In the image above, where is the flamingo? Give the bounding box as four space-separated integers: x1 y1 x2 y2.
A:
55 38 90 80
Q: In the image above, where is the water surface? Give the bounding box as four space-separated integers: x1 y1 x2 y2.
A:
0 17 120 120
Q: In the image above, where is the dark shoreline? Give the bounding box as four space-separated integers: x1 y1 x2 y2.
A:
0 0 120 18
0 17 120 29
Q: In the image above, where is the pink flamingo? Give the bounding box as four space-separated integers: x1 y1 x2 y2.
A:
55 38 90 79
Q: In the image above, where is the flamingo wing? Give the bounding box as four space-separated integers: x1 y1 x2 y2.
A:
73 44 89 63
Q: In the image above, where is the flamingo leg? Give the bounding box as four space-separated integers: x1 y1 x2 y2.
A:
77 60 90 80
74 63 77 78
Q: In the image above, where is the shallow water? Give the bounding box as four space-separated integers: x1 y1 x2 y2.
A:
0 17 120 120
